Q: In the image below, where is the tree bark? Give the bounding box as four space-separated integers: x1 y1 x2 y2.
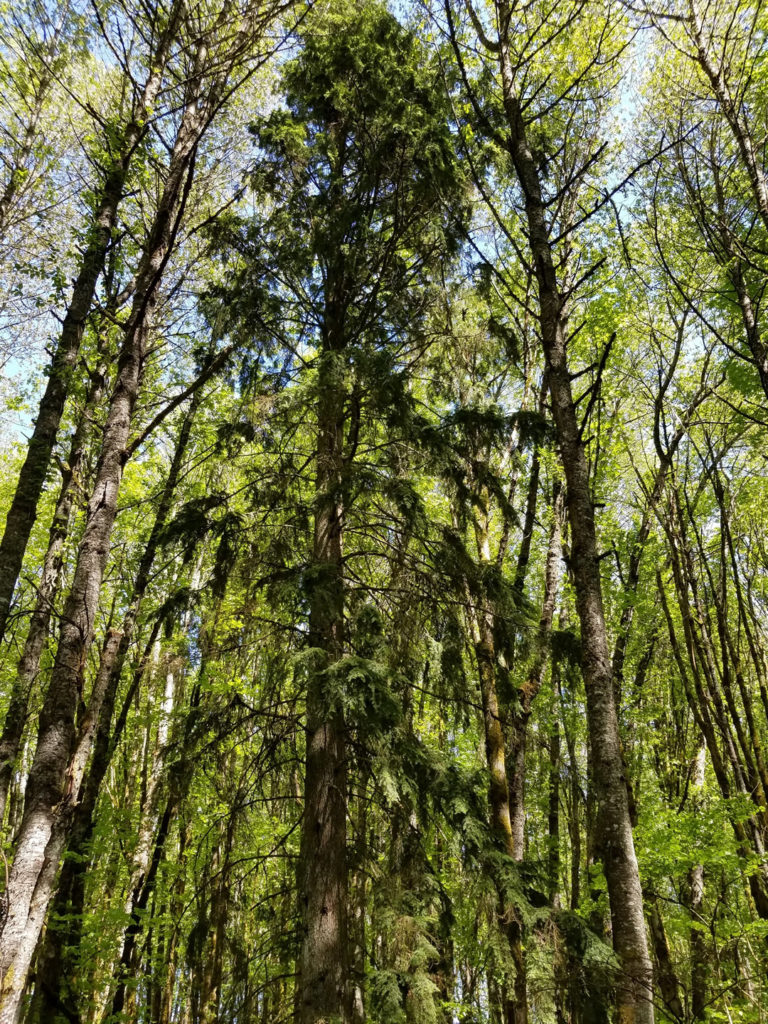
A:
298 346 350 1023
548 720 561 909
493 3 655 1017
686 0 768 234
647 898 684 1021
687 745 707 1021
0 357 106 826
660 496 768 917
298 200 350 1021
0 90 201 1024
473 597 516 859
27 394 198 1022
508 482 562 857
0 9 180 644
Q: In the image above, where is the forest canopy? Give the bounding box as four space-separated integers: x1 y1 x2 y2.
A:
1 0 768 1022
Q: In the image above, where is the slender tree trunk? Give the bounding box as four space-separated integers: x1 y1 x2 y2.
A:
160 813 191 1024
548 721 561 909
686 0 768 234
113 627 219 1023
28 391 200 1020
148 895 166 1024
647 899 683 1021
107 798 175 1022
494 4 655 1017
350 772 369 1024
512 448 540 597
0 358 106 825
0 93 200 1024
509 485 563 1024
0 171 122 646
0 12 180 644
105 584 217 1020
0 332 145 1017
467 497 527 1024
474 604 516 859
509 482 562 855
200 801 235 1024
660 506 768 917
477 610 528 1024
26 621 160 1024
687 744 707 1020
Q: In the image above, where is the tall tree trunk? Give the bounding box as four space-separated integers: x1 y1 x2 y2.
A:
472 597 516 859
200 797 236 1024
660 501 768 917
28 394 198 1021
0 93 201 1023
548 720 561 909
508 482 562 856
687 744 708 1020
298 327 350 1023
0 306 147 1017
107 616 213 1024
0 9 180 644
494 3 655 1017
508 483 562 1024
686 0 768 234
0 355 107 825
26 621 161 1024
106 796 175 1022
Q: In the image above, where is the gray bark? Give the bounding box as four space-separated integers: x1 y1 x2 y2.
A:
0 6 181 645
0 89 201 1024
648 898 684 1021
28 393 199 1022
0 354 107 827
493 2 655 1017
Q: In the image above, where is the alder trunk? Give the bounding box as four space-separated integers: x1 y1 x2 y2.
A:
0 173 123 646
0 400 90 825
0 307 148 1019
495 5 654 1018
647 899 683 1020
0 342 109 828
0 100 200 1024
0 20 178 644
29 397 196 1020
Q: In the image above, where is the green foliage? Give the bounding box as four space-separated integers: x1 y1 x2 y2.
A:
4 0 768 1021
